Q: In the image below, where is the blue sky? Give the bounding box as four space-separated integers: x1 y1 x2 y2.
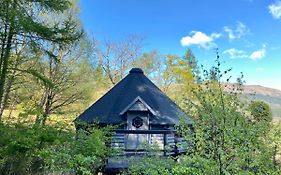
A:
80 0 281 90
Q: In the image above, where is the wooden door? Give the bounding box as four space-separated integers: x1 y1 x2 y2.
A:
126 112 148 150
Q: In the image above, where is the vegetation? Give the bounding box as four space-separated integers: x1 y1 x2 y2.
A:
0 122 111 174
0 1 280 175
126 56 281 175
248 100 272 122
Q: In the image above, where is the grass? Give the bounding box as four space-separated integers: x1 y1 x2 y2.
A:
2 109 76 130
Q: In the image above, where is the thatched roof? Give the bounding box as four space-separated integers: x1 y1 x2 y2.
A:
74 68 192 125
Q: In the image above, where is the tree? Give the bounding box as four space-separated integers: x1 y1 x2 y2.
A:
93 35 143 85
248 100 272 123
267 123 281 171
14 38 94 126
0 0 82 121
0 43 27 117
161 49 198 105
183 48 200 79
165 53 194 85
132 49 161 77
177 57 276 174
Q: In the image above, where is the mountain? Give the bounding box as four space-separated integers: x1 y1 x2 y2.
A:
242 85 281 120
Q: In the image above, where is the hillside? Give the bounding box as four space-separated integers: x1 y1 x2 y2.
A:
242 85 281 119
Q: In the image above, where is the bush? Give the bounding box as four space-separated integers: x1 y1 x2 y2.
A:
248 100 272 123
123 57 280 175
0 123 112 175
124 156 176 175
38 126 112 175
177 58 278 174
0 123 61 174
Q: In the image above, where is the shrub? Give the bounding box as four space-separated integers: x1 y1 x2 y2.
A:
0 123 112 175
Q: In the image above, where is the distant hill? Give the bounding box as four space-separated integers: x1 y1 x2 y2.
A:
166 83 281 120
241 85 281 119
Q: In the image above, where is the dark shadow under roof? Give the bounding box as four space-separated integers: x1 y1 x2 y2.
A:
74 68 192 125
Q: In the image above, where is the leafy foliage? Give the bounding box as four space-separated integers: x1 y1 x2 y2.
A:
38 125 112 174
124 156 176 175
177 56 279 174
0 122 112 175
126 55 281 175
248 100 272 122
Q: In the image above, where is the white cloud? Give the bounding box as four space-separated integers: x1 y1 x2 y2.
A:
269 1 281 19
236 22 249 36
180 31 221 49
224 45 267 60
224 21 250 40
210 33 222 39
249 45 266 60
224 27 235 40
223 48 248 59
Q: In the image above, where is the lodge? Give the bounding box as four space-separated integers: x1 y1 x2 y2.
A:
74 68 193 173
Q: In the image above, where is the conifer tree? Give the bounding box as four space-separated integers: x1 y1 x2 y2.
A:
0 0 82 120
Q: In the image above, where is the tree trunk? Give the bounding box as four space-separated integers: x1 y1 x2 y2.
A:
0 81 10 118
35 88 53 126
7 92 17 119
42 93 52 126
0 69 16 118
35 90 48 125
0 1 9 74
273 144 277 170
0 1 15 121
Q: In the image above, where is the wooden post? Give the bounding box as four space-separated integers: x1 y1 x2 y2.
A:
174 133 178 156
163 133 167 156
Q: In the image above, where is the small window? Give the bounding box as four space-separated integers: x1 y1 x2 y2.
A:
132 117 143 128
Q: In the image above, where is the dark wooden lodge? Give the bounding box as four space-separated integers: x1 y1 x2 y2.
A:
74 68 192 173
